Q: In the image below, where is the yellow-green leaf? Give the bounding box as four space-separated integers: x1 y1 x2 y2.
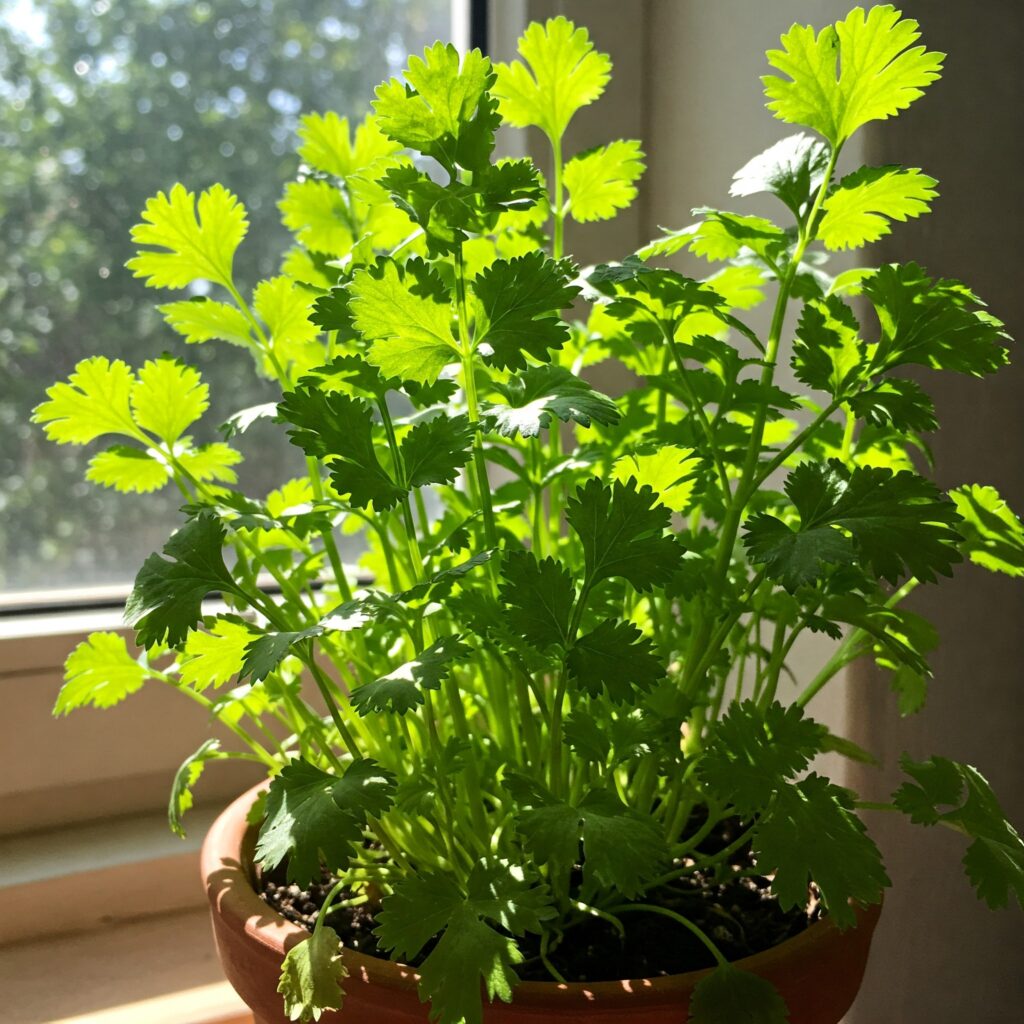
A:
298 111 398 178
55 632 151 714
178 442 242 484
180 617 256 690
159 298 254 347
763 5 944 146
33 356 140 445
350 261 457 384
86 446 171 493
130 358 208 443
277 926 348 1022
564 140 645 223
279 179 354 256
613 447 702 514
951 484 1024 578
494 17 611 142
254 276 320 350
818 166 937 250
127 183 248 289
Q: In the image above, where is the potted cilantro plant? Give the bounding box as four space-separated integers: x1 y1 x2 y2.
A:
38 7 1023 1023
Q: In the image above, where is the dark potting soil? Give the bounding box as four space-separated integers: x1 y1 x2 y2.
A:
256 815 821 983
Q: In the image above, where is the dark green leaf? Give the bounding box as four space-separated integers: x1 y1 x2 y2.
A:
894 756 1024 909
744 461 963 590
279 388 404 511
567 477 684 592
689 963 789 1024
865 262 1010 377
498 550 575 649
700 702 826 815
241 627 323 682
486 365 619 438
399 413 474 488
567 618 665 703
755 774 889 928
472 252 580 370
849 378 937 433
125 512 239 648
256 758 396 885
350 635 470 715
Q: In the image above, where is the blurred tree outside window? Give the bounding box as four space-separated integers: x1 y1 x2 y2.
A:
0 0 454 593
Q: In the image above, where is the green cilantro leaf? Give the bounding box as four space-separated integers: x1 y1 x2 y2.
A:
791 294 863 396
127 182 248 289
817 166 937 251
755 774 889 928
375 862 551 1024
849 378 937 434
689 209 790 266
253 276 321 368
689 964 790 1024
278 388 404 511
567 619 665 704
179 616 256 690
509 778 668 898
894 756 1024 909
564 140 645 223
763 6 944 147
277 925 348 1023
130 357 208 444
700 701 827 815
498 551 575 649
485 365 619 438
730 131 830 217
399 413 474 489
33 356 140 445
566 477 683 592
168 738 223 837
612 446 702 514
256 758 396 885
297 110 399 179
471 252 579 371
864 262 1010 377
350 635 471 716
493 17 611 143
350 260 458 385
743 461 963 590
86 445 172 494
54 631 153 714
158 297 254 348
241 627 324 682
951 484 1024 577
278 179 354 256
373 43 497 174
125 512 240 648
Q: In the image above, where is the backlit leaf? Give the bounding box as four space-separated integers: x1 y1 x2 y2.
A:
127 183 248 289
763 5 944 146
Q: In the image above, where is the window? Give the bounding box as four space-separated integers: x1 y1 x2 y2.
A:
0 0 459 597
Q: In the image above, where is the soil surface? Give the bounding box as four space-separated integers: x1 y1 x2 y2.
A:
257 814 821 982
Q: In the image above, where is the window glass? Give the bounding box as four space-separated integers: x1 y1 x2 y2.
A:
0 0 454 594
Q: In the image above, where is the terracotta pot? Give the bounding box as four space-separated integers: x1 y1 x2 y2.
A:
202 787 881 1024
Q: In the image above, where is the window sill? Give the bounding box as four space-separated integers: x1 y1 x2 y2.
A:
2 907 249 1024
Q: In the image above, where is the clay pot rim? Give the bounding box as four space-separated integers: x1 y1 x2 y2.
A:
202 784 881 1010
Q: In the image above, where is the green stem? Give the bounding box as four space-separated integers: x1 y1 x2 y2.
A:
454 243 497 551
610 904 727 966
682 145 840 698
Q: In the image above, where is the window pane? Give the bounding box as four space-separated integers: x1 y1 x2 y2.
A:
0 0 454 594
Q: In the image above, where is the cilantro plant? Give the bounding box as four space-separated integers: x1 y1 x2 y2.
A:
38 8 1024 1023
